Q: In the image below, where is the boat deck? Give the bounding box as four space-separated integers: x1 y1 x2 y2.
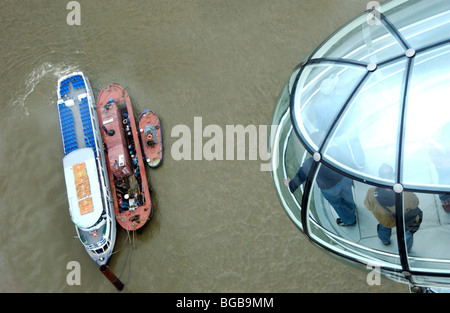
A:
97 84 152 230
57 72 117 266
57 74 96 156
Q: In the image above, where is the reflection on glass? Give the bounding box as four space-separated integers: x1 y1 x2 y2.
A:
429 123 450 211
403 44 450 190
312 12 404 63
407 190 450 274
270 0 450 287
363 164 420 253
307 162 403 267
286 158 357 227
285 134 309 195
292 64 367 151
314 162 357 227
385 0 450 51
323 59 407 184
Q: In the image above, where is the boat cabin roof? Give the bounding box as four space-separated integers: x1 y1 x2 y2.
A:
63 148 103 229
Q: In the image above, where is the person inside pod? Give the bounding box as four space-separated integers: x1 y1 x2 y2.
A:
284 146 357 227
364 164 421 251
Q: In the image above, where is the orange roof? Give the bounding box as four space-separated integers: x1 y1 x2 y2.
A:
73 162 93 215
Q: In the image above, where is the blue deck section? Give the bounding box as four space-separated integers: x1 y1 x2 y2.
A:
58 74 98 156
58 102 78 155
79 97 97 155
59 75 86 97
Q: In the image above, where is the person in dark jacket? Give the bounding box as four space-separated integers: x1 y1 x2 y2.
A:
284 150 357 226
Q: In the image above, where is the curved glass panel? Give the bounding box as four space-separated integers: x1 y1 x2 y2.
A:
323 59 408 185
358 181 400 261
270 77 305 230
307 164 402 268
311 12 405 63
291 64 367 151
309 163 357 232
384 0 450 51
278 124 306 229
406 190 450 274
285 133 310 197
270 0 450 288
402 44 450 190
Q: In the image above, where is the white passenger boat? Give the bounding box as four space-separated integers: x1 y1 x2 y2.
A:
57 71 116 265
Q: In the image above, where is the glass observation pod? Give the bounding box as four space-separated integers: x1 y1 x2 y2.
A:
269 0 450 291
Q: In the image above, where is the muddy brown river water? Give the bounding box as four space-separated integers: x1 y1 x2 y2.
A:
0 0 407 293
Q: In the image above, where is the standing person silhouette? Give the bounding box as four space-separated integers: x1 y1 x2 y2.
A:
364 164 419 251
284 147 357 227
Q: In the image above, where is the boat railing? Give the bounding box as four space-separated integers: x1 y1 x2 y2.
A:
85 238 107 250
82 75 115 257
86 237 114 256
93 115 113 208
85 86 113 214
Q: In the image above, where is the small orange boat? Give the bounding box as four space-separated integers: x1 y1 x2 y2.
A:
139 109 163 168
96 84 152 231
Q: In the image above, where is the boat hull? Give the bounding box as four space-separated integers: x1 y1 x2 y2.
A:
97 84 152 231
57 71 116 266
139 109 163 168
